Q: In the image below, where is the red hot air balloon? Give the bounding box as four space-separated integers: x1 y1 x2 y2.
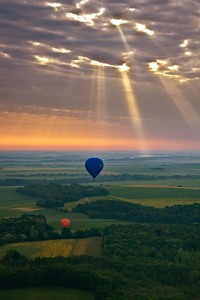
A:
61 218 70 228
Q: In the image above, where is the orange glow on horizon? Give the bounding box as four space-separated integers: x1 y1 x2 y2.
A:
1 111 200 152
1 131 200 152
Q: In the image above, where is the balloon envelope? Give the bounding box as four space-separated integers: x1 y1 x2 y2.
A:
61 218 70 228
85 157 104 179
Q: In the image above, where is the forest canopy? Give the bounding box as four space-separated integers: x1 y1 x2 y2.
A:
0 222 200 299
74 200 200 224
16 183 109 208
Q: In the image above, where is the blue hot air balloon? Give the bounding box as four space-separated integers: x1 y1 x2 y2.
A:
85 157 104 181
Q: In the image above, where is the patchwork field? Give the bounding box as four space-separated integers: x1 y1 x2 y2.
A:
0 237 102 258
106 185 200 207
107 185 200 199
0 151 200 226
1 182 200 226
0 187 135 228
0 152 200 300
0 186 40 219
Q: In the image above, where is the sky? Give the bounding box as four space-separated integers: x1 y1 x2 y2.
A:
0 0 200 153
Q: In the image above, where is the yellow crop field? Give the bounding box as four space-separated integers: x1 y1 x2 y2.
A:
0 237 102 258
72 237 102 256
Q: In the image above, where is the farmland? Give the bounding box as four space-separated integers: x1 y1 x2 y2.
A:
1 184 200 227
0 151 200 300
0 150 200 224
106 185 200 207
1 151 200 185
0 237 102 258
0 186 135 228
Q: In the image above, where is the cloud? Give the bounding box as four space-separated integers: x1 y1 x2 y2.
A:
1 0 199 82
0 0 199 151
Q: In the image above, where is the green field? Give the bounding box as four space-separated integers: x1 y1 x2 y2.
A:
0 186 41 219
1 183 200 227
107 185 200 199
0 165 86 181
0 287 94 300
106 185 200 207
64 185 200 210
0 186 135 228
105 162 200 176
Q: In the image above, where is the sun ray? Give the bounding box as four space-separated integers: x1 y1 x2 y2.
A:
110 18 148 153
120 71 141 129
89 67 97 113
145 23 199 130
148 60 200 129
96 66 106 121
117 26 130 51
119 67 148 153
110 19 130 51
158 77 200 129
88 65 107 145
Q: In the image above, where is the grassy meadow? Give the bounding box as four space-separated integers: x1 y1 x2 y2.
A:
0 186 40 219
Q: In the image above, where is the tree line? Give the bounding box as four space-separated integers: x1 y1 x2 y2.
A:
1 173 200 186
16 183 109 208
0 214 101 246
73 199 200 224
0 214 53 245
